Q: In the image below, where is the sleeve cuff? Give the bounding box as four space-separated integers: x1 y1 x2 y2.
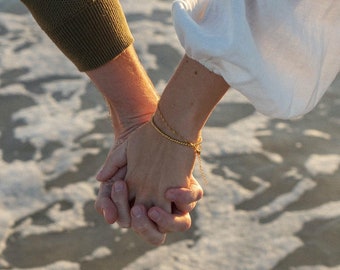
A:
22 0 134 71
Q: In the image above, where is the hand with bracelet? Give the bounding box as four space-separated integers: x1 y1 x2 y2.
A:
89 47 204 245
97 55 229 244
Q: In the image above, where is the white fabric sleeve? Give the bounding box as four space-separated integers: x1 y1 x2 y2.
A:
172 0 340 119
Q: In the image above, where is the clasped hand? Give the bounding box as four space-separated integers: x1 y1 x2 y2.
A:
95 121 203 245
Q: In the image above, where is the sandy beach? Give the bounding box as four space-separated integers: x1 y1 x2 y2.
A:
1 1 340 269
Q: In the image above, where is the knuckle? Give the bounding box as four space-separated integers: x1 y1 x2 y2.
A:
133 223 149 235
118 212 131 228
186 202 197 212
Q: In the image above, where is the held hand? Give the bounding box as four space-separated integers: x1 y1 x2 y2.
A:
125 122 197 212
147 176 203 234
95 127 203 245
130 176 203 245
95 179 203 245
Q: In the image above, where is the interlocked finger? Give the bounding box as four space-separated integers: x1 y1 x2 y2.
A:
95 182 118 224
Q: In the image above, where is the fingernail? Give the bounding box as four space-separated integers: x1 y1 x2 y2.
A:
149 209 160 222
102 209 107 220
132 206 142 218
114 181 123 192
96 168 104 181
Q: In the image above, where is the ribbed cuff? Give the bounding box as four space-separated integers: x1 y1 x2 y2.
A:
22 0 134 71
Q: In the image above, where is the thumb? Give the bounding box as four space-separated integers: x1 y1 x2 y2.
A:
96 141 127 181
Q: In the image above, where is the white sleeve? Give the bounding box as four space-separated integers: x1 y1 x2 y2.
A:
172 0 340 119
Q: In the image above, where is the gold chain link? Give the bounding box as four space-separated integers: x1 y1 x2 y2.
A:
151 106 208 184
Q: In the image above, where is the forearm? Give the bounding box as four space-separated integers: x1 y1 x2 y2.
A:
157 55 229 141
22 1 158 138
86 45 159 140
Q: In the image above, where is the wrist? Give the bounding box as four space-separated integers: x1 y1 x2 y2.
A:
157 55 229 141
153 104 202 143
86 45 159 141
108 101 157 142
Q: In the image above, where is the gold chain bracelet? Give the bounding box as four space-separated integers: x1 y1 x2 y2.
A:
150 106 207 184
151 117 202 154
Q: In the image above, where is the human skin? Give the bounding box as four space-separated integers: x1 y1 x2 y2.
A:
97 54 229 244
87 46 203 245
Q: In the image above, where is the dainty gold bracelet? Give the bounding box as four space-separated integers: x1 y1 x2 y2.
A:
151 106 207 184
151 117 202 154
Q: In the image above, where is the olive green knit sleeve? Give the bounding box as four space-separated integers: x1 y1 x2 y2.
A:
21 0 134 71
